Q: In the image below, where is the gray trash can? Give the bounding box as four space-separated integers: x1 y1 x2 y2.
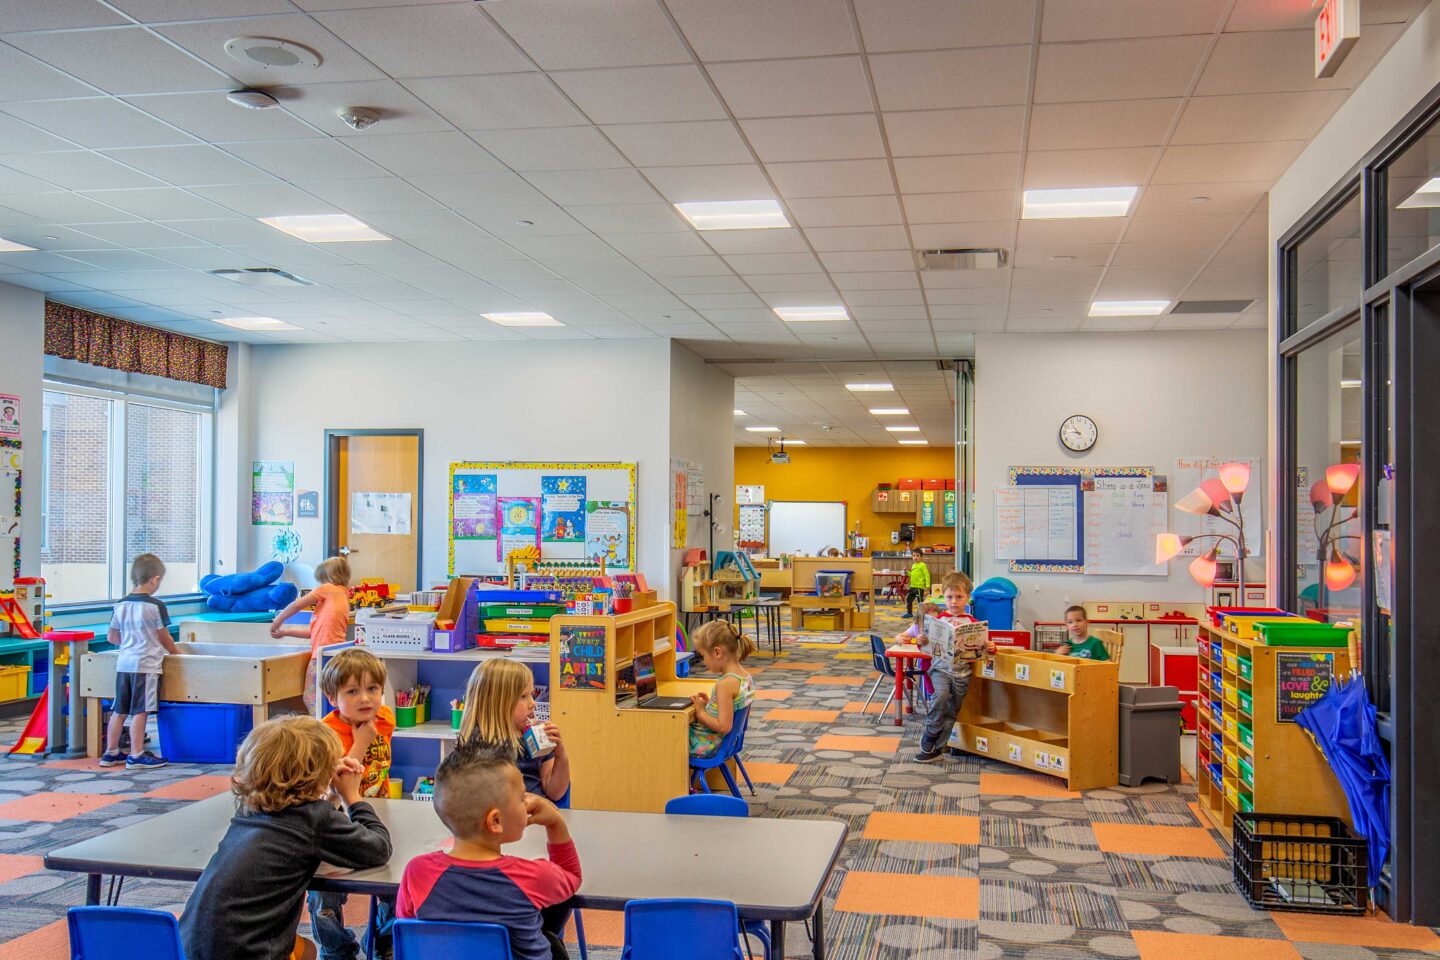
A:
1118 684 1183 786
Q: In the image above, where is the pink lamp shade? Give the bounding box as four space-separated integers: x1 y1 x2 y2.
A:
1310 480 1333 514
1189 548 1220 587
1175 487 1214 516
1155 533 1189 563
1200 477 1235 514
1218 462 1251 495
1326 463 1361 497
1325 549 1357 591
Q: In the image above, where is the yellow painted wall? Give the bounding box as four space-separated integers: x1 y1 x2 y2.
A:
733 446 957 553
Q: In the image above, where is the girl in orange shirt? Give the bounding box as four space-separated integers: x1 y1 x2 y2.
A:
270 556 352 714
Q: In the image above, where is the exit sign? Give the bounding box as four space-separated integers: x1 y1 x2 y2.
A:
1315 0 1360 78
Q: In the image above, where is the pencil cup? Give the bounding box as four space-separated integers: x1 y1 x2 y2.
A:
451 710 463 730
394 706 417 728
387 779 403 799
416 701 428 724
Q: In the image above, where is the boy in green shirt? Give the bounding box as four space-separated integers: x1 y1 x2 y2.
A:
904 551 930 618
1057 605 1110 660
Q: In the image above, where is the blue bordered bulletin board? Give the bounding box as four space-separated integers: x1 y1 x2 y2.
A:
1006 465 1152 573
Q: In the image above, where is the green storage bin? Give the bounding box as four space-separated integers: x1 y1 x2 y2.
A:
1237 657 1252 681
480 603 564 619
1238 791 1254 813
1256 621 1350 647
1239 722 1254 751
1237 689 1253 714
1239 756 1254 787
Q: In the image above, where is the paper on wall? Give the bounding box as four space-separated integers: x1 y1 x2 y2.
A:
350 492 412 535
1083 477 1168 576
993 484 1076 561
1173 456 1263 558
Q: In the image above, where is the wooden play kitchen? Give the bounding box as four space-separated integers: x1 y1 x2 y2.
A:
948 647 1119 790
548 601 717 813
786 556 874 631
1194 615 1354 832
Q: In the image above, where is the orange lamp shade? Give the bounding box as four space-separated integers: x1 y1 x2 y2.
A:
1326 463 1361 497
1325 551 1357 591
1175 487 1214 516
1189 548 1220 587
1200 477 1234 513
1155 533 1188 563
1310 480 1332 513
1218 461 1251 495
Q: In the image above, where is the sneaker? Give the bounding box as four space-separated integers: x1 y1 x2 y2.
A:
98 751 126 768
914 747 947 763
126 751 168 769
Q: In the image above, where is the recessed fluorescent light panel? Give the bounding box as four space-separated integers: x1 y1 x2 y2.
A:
1398 177 1440 209
1089 300 1170 317
1022 186 1137 220
1340 380 1361 388
211 316 298 331
745 426 781 433
870 408 909 416
674 199 787 231
845 383 894 392
781 439 806 445
734 409 747 415
773 305 847 322
258 213 389 242
0 237 37 252
886 426 921 433
898 439 929 445
483 312 563 327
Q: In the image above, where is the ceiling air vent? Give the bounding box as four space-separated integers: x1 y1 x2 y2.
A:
916 248 1007 271
1170 299 1253 314
209 267 312 287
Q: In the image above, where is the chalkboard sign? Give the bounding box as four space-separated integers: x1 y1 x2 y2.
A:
1275 651 1335 722
558 624 607 690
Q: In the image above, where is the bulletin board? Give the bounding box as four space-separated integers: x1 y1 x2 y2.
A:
998 466 1154 574
448 461 637 576
1 439 19 586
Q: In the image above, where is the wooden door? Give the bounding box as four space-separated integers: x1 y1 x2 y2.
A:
327 432 422 591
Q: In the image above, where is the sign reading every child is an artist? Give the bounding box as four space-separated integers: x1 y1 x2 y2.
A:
558 624 607 690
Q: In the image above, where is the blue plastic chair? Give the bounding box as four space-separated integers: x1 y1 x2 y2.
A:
552 786 588 960
688 704 750 797
730 700 757 796
620 899 746 960
393 919 512 959
865 634 927 722
67 907 185 960
662 796 770 960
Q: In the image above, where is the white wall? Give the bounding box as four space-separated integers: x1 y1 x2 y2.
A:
233 339 732 598
668 342 735 571
973 330 1267 627
0 281 44 586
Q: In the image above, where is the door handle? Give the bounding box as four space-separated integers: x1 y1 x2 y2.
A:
339 546 358 556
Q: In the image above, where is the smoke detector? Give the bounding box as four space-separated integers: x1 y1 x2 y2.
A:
916 248 1008 271
226 88 279 110
338 107 380 131
224 37 322 70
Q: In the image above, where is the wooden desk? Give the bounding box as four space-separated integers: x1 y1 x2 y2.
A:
789 557 874 629
44 794 848 960
788 594 855 632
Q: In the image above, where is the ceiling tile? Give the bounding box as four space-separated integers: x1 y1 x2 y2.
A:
484 0 690 69
3 98 197 149
907 220 1012 249
855 0 1036 51
869 47 1032 111
188 182 333 218
100 144 274 186
1 151 163 191
832 271 919 291
803 225 910 251
1011 243 1114 267
223 139 386 181
787 195 904 227
1196 26 1403 96
642 163 772 203
1028 99 1183 151
69 221 199 248
1171 91 1350 144
819 250 915 272
564 202 692 233
747 273 839 293
1151 140 1306 183
295 178 444 214
524 168 661 204
603 121 752 166
472 126 629 171
701 228 809 254
1005 315 1083 332
893 153 1019 193
1022 146 1160 189
882 106 1026 157
739 115 884 163
708 57 872 118
405 74 585 129
158 14 387 85
279 80 453 138
0 112 77 153
1034 36 1210 103
1016 218 1127 246
552 65 726 123
0 41 99 101
1100 263 1199 287
464 202 591 236
344 132 505 177
1111 241 1222 266
601 232 713 257
80 187 236 220
667 0 856 60
767 158 893 199
903 190 1016 224
1010 265 1105 288
6 26 228 96
125 92 323 142
1041 0 1229 41
841 288 925 306
1134 181 1268 216
315 4 533 78
1123 213 1246 243
723 252 822 275
0 0 127 31
1080 315 1159 331
406 172 552 209
108 0 293 19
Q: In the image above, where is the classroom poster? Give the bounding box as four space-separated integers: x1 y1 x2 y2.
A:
497 496 541 561
453 474 497 540
1174 456 1263 558
1275 652 1336 722
1 438 18 584
943 490 957 526
585 501 630 570
350 492 412 535
541 475 586 543
0 394 18 439
558 624 607 690
920 490 936 525
671 459 688 548
251 460 294 525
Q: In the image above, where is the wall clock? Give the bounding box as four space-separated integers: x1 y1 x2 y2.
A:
1059 414 1098 452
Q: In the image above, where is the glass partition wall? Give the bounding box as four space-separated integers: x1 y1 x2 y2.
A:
1277 89 1440 926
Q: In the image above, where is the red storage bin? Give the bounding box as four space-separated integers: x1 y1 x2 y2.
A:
922 479 945 490
898 478 922 490
944 479 955 489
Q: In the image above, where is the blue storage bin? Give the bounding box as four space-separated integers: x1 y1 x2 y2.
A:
157 702 254 764
815 570 853 597
971 578 1019 630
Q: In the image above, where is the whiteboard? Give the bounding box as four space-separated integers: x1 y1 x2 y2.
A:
767 501 846 557
1083 477 1168 576
993 485 1076 561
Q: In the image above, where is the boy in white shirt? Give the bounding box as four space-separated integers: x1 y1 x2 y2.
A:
99 554 181 768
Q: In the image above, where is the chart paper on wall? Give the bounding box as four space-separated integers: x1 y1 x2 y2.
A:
350 492 412 535
1083 476 1168 576
1174 456 1263 558
993 485 1076 561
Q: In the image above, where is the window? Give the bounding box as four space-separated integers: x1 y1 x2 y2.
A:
1383 120 1440 274
41 385 211 604
1290 190 1363 333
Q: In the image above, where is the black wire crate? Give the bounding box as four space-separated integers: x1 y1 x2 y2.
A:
1233 813 1368 915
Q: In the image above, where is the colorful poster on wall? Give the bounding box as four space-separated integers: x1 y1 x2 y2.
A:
1275 652 1336 722
558 624 607 690
920 490 936 525
585 501 631 570
251 460 294 525
0 394 19 439
671 459 688 548
944 490 957 526
541 475 586 542
497 496 541 561
350 492 412 535
1 438 18 584
452 474 497 540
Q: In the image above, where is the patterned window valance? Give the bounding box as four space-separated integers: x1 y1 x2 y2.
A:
44 302 227 390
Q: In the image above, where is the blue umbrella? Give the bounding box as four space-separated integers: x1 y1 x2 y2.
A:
1294 674 1390 888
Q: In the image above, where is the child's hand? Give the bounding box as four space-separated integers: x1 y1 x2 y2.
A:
524 793 561 828
985 641 997 654
269 622 282 639
690 691 709 710
352 719 378 753
543 722 564 756
332 757 364 804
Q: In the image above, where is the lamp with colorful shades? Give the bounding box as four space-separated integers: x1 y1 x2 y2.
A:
1155 461 1253 605
1313 462 1362 604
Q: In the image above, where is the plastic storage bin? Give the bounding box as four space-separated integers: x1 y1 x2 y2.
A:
814 571 853 597
1232 813 1367 915
0 664 31 701
970 578 1019 630
157 702 254 764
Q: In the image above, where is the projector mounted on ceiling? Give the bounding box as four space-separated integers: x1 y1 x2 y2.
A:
769 437 792 465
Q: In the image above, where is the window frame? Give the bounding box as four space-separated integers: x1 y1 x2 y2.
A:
41 380 215 607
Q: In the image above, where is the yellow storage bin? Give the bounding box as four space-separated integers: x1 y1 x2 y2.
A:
1224 715 1239 739
1224 685 1238 706
1224 652 1238 672
1226 782 1241 808
1225 747 1239 775
804 611 844 630
0 664 31 701
1228 616 1301 640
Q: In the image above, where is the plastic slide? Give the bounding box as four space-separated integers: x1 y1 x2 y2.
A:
7 688 46 755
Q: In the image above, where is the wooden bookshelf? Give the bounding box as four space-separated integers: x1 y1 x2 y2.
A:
548 602 712 813
788 556 874 630
949 648 1119 790
1194 622 1353 833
